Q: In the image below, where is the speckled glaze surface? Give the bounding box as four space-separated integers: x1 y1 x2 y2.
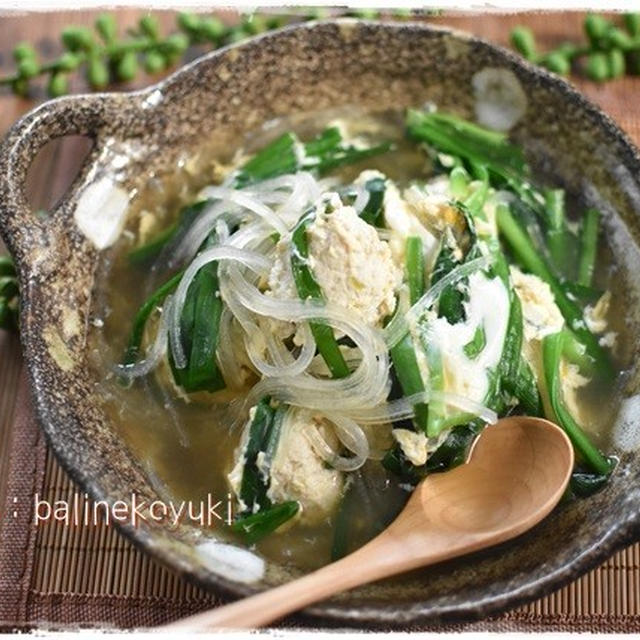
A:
1 19 640 628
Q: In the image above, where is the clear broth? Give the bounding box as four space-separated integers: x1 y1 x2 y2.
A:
88 109 628 571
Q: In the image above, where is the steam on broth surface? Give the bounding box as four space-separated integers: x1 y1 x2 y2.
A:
89 107 626 571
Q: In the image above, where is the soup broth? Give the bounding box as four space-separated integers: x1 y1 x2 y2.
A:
88 108 627 571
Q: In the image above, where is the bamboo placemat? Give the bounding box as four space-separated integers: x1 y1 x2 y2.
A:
1 9 640 632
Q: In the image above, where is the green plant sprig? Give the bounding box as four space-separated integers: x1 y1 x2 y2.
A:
1 12 245 97
511 12 640 82
0 9 418 99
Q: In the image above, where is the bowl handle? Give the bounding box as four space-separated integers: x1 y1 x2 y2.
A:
0 93 121 259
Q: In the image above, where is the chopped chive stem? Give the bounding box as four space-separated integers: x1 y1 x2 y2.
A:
169 233 226 393
128 221 179 265
544 189 572 278
171 255 226 392
406 109 527 178
496 203 613 379
463 324 486 359
505 358 543 416
577 208 600 287
238 397 276 513
358 177 386 226
122 269 184 365
425 342 446 438
405 236 425 305
389 236 429 433
231 501 299 544
236 128 391 187
390 334 429 434
128 199 210 265
543 331 613 475
449 166 470 199
562 329 596 377
290 210 350 379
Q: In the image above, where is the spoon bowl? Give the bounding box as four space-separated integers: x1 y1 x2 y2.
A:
164 416 574 630
418 415 575 543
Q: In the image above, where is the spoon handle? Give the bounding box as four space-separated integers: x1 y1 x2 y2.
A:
162 525 433 630
162 416 574 630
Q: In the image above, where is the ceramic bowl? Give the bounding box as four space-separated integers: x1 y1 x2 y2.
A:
1 19 640 628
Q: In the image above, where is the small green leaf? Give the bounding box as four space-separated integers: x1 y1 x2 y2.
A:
586 52 609 82
17 58 39 79
225 26 249 44
544 51 571 76
86 55 109 89
624 12 640 37
56 52 80 72
116 51 138 82
510 26 537 60
47 72 68 97
163 32 190 57
144 50 166 74
584 13 611 45
349 8 379 19
241 13 267 35
95 13 117 43
200 17 226 42
555 41 579 58
139 15 160 40
177 12 202 33
607 48 626 78
463 324 486 359
265 16 285 30
62 26 95 52
609 28 633 51
13 42 37 63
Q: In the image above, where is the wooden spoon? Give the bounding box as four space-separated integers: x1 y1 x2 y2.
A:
164 416 574 630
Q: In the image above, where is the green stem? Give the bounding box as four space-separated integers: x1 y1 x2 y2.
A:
231 501 299 544
172 257 225 392
544 188 571 278
390 335 429 433
425 342 447 438
496 203 613 379
128 200 209 265
405 236 424 305
122 270 184 365
505 358 543 416
449 166 470 199
358 177 386 227
290 210 350 379
463 162 490 218
389 236 429 434
406 109 527 179
577 208 600 287
236 127 390 188
542 331 612 475
237 398 277 513
562 329 596 377
168 233 225 393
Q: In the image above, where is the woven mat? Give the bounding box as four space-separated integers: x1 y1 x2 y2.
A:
1 10 640 632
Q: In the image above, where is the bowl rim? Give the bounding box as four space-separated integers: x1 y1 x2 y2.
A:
3 17 640 628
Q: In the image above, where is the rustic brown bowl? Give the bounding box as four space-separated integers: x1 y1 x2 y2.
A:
1 19 640 628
